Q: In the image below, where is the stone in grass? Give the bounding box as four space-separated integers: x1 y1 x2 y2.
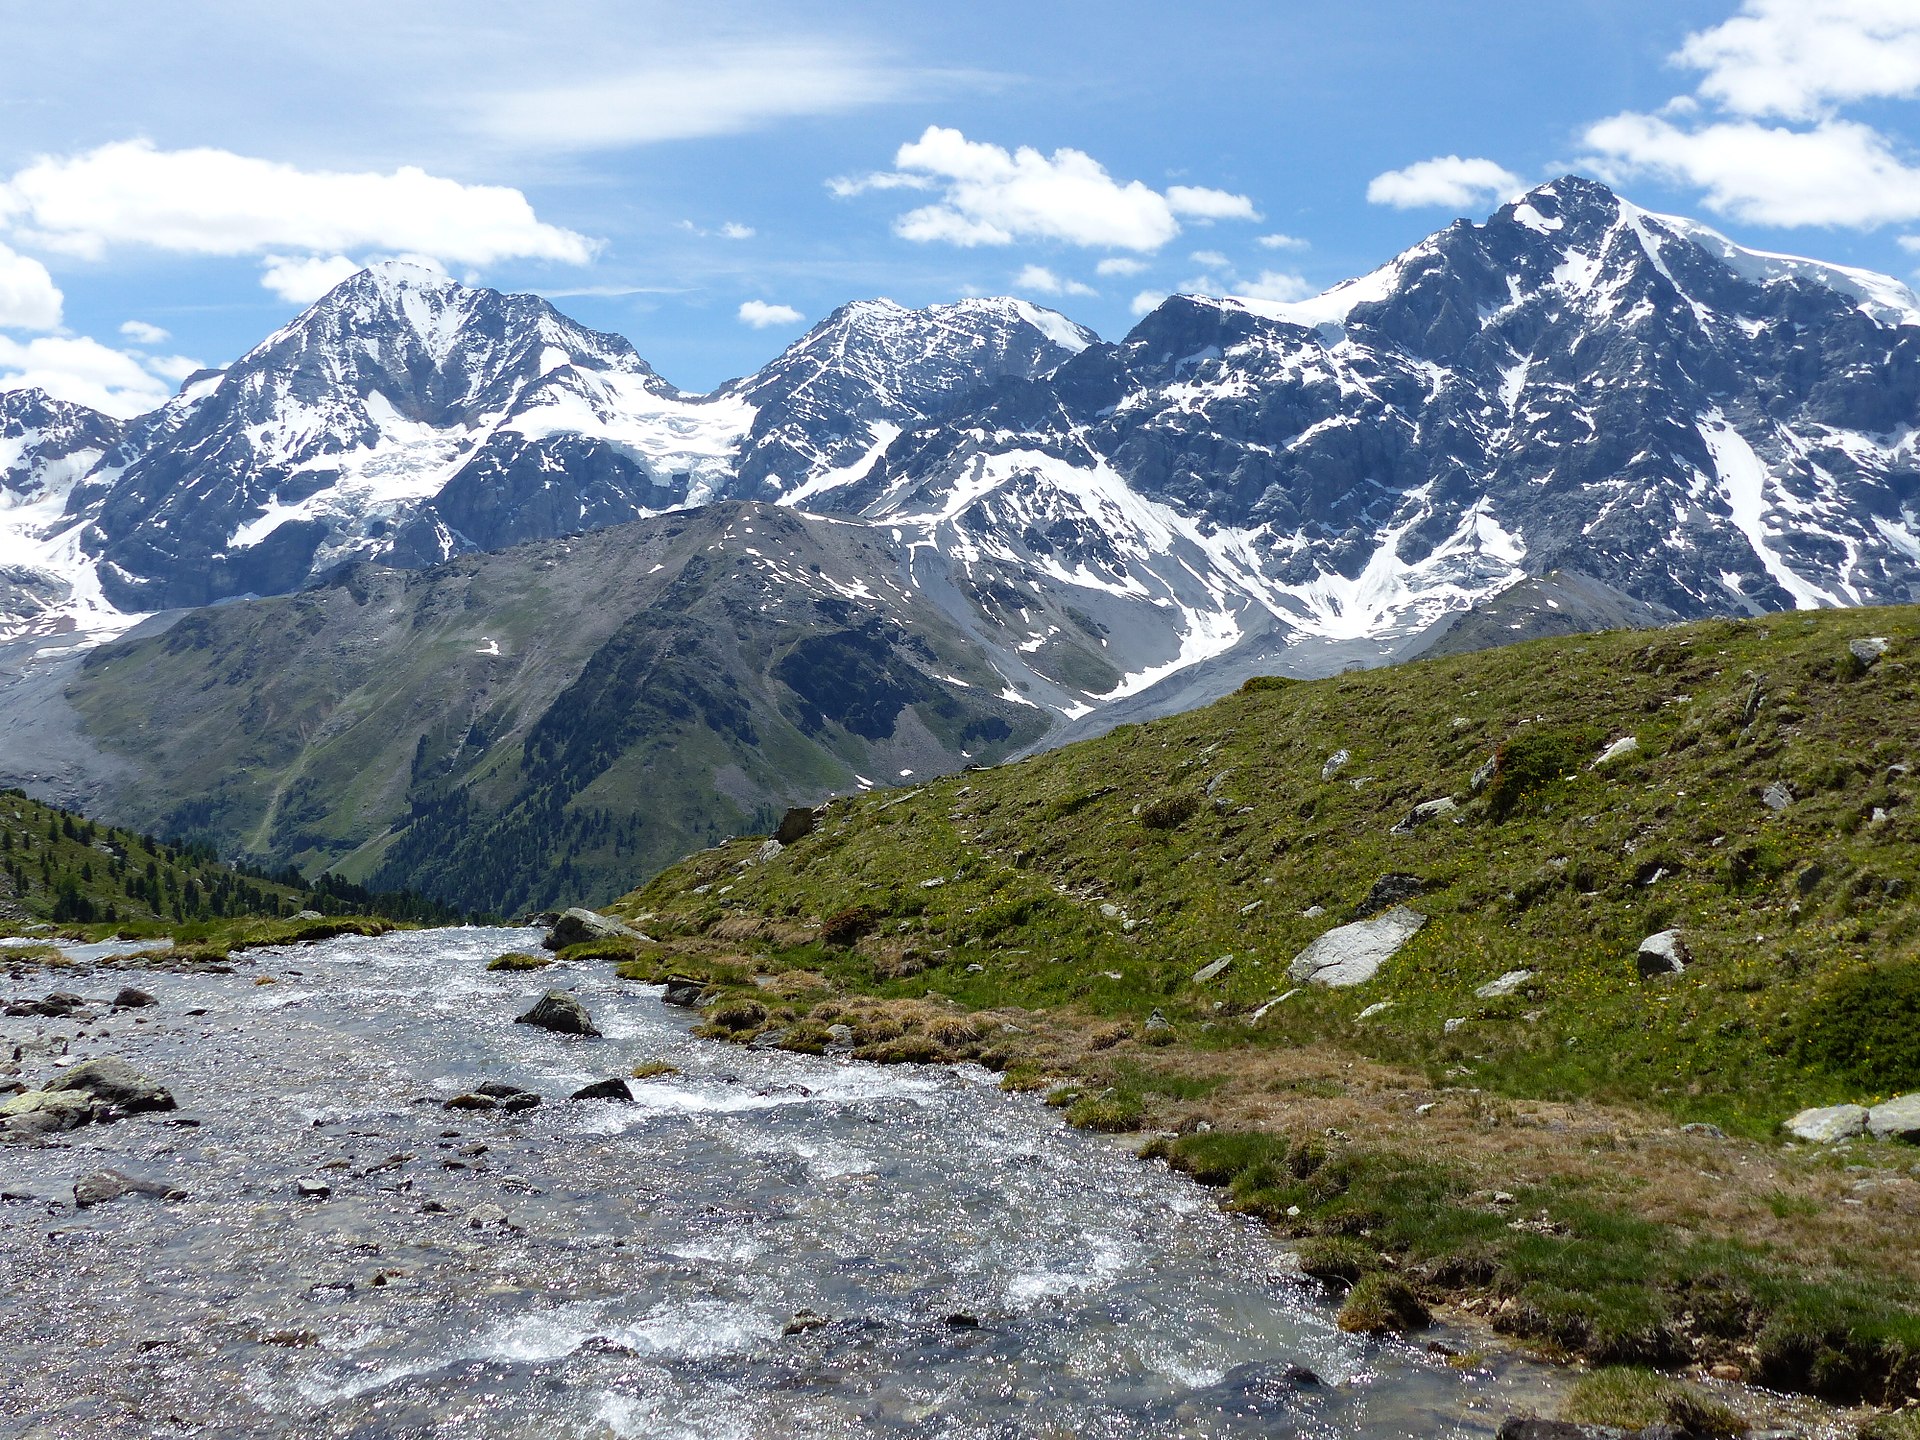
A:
1783 1103 1868 1143
1475 970 1533 999
1850 636 1890 667
1289 907 1426 988
1761 780 1794 812
1192 955 1233 984
1867 1093 1920 1142
1634 930 1689 979
1389 798 1458 835
515 990 601 1037
1335 1273 1429 1334
1591 736 1640 768
1349 873 1425 921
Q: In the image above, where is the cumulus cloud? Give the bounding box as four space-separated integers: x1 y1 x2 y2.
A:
0 334 180 416
1095 256 1146 277
1366 156 1522 210
1582 113 1920 227
1165 185 1259 220
679 220 756 240
1013 264 1095 298
1130 289 1168 316
1677 0 1920 121
475 44 923 150
118 319 169 345
1190 249 1230 268
259 254 365 304
738 299 803 328
1578 1 1920 228
1237 270 1314 302
1257 232 1309 251
0 242 62 330
848 126 1256 252
0 140 594 267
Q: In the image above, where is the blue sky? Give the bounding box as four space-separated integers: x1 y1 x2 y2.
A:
3 0 1920 412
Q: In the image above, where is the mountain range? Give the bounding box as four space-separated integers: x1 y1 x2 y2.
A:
4 174 1918 908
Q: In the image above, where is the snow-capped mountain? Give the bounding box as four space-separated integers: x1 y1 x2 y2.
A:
6 177 1920 723
0 389 125 639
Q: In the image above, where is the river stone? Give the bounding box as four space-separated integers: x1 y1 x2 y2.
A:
1635 929 1689 978
1868 1093 1920 1142
111 987 157 1009
661 977 704 1008
443 1093 498 1111
1783 1103 1868 1142
543 908 640 951
1288 907 1426 988
515 990 601 1037
45 1056 175 1114
73 1169 179 1208
0 1089 92 1131
570 1077 634 1103
1497 1422 1634 1440
1475 969 1533 999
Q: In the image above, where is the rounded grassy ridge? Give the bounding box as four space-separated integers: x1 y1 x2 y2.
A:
613 605 1920 1412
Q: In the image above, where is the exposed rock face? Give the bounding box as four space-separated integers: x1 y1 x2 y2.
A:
1867 1093 1920 1142
1350 873 1425 921
545 907 640 951
514 990 601 1037
1288 906 1427 988
1783 1103 1868 1143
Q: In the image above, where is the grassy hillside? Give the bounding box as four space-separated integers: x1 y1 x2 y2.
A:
616 605 1920 1408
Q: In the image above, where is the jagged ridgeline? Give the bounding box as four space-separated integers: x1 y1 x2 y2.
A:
0 788 454 927
626 606 1920 1128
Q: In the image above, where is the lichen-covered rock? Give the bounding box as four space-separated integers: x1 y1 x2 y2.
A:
514 989 601 1037
543 908 640 951
45 1056 175 1114
1867 1092 1920 1142
1783 1103 1868 1143
1289 907 1426 988
1635 930 1689 978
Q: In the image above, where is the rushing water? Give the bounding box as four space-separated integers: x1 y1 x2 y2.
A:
0 926 1571 1438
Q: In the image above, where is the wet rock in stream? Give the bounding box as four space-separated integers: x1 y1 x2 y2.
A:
514 989 600 1037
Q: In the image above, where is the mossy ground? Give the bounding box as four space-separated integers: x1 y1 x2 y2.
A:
610 606 1920 1413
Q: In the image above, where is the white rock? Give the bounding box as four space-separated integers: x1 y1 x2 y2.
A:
1287 907 1426 988
1192 955 1233 984
1636 929 1689 978
1475 969 1533 999
1321 749 1350 781
1390 797 1458 834
1783 1104 1869 1143
1592 736 1640 768
1443 1017 1466 1034
1850 635 1890 666
1301 905 1326 919
1762 780 1794 812
1098 902 1120 918
1867 1093 1920 1142
1357 1001 1394 1020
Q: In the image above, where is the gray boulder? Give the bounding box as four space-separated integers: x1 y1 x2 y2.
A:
1761 780 1794 812
45 1056 176 1114
543 908 641 951
775 806 821 845
1350 873 1425 920
1783 1103 1868 1143
661 976 704 1007
515 990 601 1037
111 987 157 1009
1390 798 1458 835
73 1169 181 1208
569 1077 634 1102
1635 930 1689 978
1849 635 1890 667
1192 955 1233 984
1867 1093 1920 1142
1288 907 1426 988
1475 969 1533 999
0 1088 94 1138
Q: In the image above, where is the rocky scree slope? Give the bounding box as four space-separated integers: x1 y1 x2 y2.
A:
66 503 1049 915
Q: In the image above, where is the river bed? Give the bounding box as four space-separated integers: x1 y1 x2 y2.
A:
0 925 1576 1438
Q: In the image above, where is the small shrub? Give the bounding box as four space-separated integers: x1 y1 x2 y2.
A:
630 1060 679 1079
1139 793 1202 830
487 951 552 971
1485 726 1603 820
1336 1273 1430 1334
1795 959 1920 1091
1562 1367 1747 1437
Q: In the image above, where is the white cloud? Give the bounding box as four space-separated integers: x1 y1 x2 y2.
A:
259 254 364 304
738 299 803 328
1257 232 1309 251
719 222 755 241
1095 256 1146 277
1189 249 1230 268
1582 112 1920 227
1900 235 1920 253
0 334 176 416
118 319 169 345
1238 270 1314 302
1013 264 1095 298
1366 155 1522 210
1131 289 1168 315
0 242 61 330
0 140 593 267
474 45 923 150
1165 185 1259 220
142 353 204 384
857 126 1255 252
1676 0 1920 122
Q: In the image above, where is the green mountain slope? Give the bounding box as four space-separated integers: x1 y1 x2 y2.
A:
630 606 1920 1125
66 503 1049 915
